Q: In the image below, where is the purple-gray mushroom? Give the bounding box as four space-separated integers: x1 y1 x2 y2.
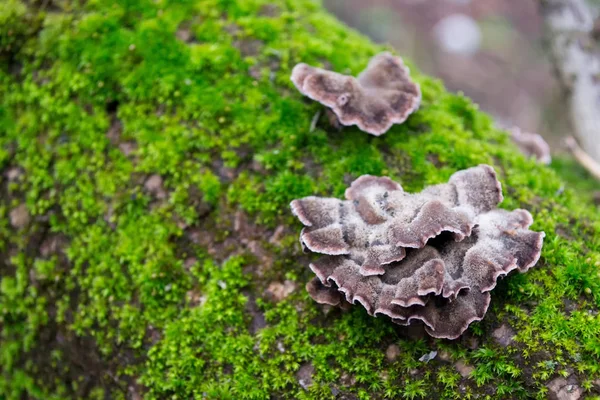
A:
292 165 545 339
291 165 502 276
291 52 421 136
510 127 551 165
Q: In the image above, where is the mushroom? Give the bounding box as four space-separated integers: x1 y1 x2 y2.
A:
510 127 552 165
292 165 545 339
291 52 421 136
291 165 503 276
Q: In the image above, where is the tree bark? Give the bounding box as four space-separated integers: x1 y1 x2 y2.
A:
540 0 600 164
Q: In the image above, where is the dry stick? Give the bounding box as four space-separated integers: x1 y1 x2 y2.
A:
540 0 600 164
565 136 600 180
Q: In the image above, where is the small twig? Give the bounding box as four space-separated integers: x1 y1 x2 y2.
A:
565 136 600 181
309 109 321 132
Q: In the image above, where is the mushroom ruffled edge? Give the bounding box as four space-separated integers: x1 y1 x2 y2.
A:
510 127 551 165
291 52 421 136
291 165 503 276
292 165 545 339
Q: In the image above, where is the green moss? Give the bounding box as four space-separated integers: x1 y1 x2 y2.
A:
550 155 599 203
1 0 600 399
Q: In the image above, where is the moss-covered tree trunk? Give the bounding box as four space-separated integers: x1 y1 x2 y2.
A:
1 0 600 399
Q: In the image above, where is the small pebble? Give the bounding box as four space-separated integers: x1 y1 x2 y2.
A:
385 344 401 362
10 204 30 229
455 360 474 378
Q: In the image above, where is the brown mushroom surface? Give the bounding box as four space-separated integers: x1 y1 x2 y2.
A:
292 165 545 339
510 127 551 165
291 52 421 136
291 165 503 276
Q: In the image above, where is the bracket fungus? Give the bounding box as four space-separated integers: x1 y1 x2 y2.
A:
291 165 502 276
291 52 421 136
291 165 545 339
510 127 551 165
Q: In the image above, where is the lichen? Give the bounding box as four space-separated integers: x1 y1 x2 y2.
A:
1 0 600 399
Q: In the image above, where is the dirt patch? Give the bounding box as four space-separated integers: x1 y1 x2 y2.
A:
9 203 30 229
258 4 281 18
385 344 400 362
234 38 263 58
296 362 314 390
427 153 444 168
106 115 122 145
556 224 576 241
144 174 167 200
244 293 267 334
547 376 583 400
265 280 296 302
455 360 474 378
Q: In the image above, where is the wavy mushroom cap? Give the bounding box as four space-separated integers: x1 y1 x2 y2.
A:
290 165 503 275
291 52 421 136
510 127 552 165
291 164 545 339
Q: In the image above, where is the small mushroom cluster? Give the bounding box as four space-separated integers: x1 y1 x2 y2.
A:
291 52 421 136
510 127 551 165
290 165 545 339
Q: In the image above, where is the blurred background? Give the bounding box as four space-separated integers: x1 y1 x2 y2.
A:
323 0 600 198
324 0 576 148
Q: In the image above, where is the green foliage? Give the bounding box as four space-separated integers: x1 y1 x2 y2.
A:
0 0 42 59
1 0 600 399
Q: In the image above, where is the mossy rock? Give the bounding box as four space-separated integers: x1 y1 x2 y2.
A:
1 0 600 399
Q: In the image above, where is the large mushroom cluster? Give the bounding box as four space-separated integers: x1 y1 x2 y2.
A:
290 165 545 339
